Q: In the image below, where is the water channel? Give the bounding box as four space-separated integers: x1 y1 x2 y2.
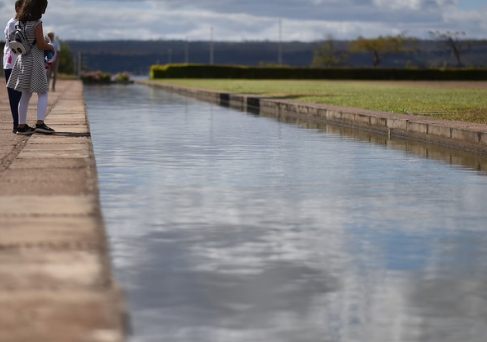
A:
86 84 487 342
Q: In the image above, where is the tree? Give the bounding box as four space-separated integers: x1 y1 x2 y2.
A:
312 35 347 67
58 41 76 75
349 33 417 67
429 31 472 67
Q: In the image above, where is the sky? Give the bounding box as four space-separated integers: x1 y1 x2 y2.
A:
1 0 486 41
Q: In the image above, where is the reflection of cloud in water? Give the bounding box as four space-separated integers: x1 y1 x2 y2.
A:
123 228 339 342
118 185 487 342
410 277 487 342
112 184 352 341
408 231 487 342
87 85 487 342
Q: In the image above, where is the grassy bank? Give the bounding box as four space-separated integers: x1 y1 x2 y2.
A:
154 79 487 124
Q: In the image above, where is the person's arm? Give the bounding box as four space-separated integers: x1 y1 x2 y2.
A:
4 20 16 49
7 20 16 38
4 24 9 51
35 23 55 53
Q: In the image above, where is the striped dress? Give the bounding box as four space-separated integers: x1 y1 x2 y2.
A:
7 20 48 94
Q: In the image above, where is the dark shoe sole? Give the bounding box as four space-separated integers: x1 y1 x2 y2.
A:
16 131 35 135
35 128 55 134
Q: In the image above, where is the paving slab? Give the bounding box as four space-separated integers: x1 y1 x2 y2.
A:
47 115 87 120
0 196 98 216
8 158 94 170
49 120 88 124
0 216 104 245
22 144 90 151
0 249 108 290
17 150 91 159
49 125 90 134
49 108 86 113
0 291 125 342
0 181 93 196
48 117 88 122
28 136 90 144
0 167 92 185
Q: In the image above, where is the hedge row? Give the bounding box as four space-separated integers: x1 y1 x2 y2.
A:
151 64 487 81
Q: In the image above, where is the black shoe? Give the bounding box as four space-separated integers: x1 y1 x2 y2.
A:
12 128 17 134
16 124 35 135
35 123 55 134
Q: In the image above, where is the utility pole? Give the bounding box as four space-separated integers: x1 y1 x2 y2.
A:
210 27 214 65
185 37 189 64
278 18 282 66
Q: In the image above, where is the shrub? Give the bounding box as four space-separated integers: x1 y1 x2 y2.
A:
150 64 487 81
113 72 131 82
58 42 76 75
80 71 111 84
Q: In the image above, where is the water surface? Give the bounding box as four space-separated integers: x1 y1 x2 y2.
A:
86 84 487 342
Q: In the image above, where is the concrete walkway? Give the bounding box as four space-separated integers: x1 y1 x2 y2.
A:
0 80 126 342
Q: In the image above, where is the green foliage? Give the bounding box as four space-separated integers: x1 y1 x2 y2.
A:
428 31 485 67
58 42 76 75
80 71 111 84
150 64 487 81
349 33 417 67
113 72 131 82
312 36 348 67
151 64 291 79
259 61 287 67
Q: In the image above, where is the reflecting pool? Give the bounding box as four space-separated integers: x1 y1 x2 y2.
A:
86 84 487 342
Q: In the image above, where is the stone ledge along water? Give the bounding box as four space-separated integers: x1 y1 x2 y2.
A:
137 80 487 155
0 81 128 342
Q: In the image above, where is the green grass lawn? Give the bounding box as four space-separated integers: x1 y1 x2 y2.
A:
153 79 487 124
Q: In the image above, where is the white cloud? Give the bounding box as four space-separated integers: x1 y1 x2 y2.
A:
0 0 485 40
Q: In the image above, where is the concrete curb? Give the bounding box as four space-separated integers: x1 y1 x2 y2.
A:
0 81 128 342
136 80 487 155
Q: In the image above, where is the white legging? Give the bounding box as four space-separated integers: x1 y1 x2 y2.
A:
18 91 48 125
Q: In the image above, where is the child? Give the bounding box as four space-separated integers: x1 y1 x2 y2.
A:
6 0 56 135
46 31 60 91
43 35 56 69
3 0 23 134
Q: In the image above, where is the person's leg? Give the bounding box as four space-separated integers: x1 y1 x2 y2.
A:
18 91 32 125
35 93 55 134
4 69 21 131
47 66 52 87
36 93 48 122
52 59 59 91
16 91 35 135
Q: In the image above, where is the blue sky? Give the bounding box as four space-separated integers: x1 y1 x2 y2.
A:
1 0 486 40
458 0 485 10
